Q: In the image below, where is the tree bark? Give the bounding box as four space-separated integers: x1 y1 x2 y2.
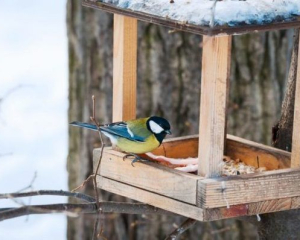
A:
67 0 295 239
256 29 300 240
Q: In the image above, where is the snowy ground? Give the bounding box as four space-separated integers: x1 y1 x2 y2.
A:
0 1 68 240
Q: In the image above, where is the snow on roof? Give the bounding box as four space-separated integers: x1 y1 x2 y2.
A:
100 0 300 27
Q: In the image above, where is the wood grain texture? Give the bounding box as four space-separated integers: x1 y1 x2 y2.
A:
226 135 290 170
198 168 300 209
95 148 202 204
151 135 199 158
204 197 294 221
198 36 232 177
248 198 292 215
291 32 300 168
83 1 300 36
204 204 248 221
97 176 204 221
153 134 290 170
113 14 137 122
291 196 300 208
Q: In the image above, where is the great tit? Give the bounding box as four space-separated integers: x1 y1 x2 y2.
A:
70 116 171 154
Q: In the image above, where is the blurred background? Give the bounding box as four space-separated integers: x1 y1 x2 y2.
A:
0 0 68 239
0 0 296 239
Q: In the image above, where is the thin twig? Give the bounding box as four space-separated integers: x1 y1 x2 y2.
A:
17 171 37 193
0 201 174 221
164 218 197 240
89 95 106 238
89 95 105 209
0 190 95 203
71 174 95 192
93 214 100 240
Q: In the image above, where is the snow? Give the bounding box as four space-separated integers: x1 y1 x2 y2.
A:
101 0 300 27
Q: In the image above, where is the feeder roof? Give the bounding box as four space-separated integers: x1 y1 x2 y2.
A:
84 0 300 35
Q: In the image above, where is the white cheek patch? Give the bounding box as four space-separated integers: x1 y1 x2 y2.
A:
149 120 164 134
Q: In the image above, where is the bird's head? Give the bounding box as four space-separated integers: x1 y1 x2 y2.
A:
146 116 171 142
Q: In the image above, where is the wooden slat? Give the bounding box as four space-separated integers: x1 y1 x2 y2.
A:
94 148 202 204
97 176 204 221
83 1 300 36
248 198 292 215
151 135 199 158
151 134 290 169
198 36 232 177
198 168 300 209
113 14 137 122
291 32 300 168
226 135 290 170
204 204 248 221
291 196 300 208
204 197 294 221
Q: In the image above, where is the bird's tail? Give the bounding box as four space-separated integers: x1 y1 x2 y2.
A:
70 121 98 131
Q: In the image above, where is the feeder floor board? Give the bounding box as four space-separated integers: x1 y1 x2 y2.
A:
96 148 202 205
94 135 300 221
97 175 204 221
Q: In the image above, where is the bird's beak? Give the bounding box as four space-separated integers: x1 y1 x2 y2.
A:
165 130 172 135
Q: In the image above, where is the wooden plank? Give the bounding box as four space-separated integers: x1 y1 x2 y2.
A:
113 14 137 122
248 198 292 215
83 1 300 36
204 204 248 221
155 134 290 169
152 134 290 169
204 197 294 221
291 32 300 168
198 168 300 209
226 135 290 170
151 135 199 158
291 196 300 208
95 148 202 204
198 35 232 177
96 175 204 221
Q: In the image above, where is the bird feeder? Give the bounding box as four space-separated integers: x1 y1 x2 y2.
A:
84 0 300 221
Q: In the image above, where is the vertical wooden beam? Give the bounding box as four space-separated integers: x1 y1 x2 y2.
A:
113 14 137 122
198 36 232 177
291 33 300 168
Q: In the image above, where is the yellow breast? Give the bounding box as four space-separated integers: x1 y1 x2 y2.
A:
116 134 160 154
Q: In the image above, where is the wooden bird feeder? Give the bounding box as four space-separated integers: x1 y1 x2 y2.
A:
84 0 300 221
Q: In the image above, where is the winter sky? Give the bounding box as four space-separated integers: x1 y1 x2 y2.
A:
0 0 68 239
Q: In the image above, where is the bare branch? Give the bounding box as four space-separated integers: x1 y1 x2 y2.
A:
17 171 37 193
0 190 95 203
72 174 95 192
0 202 175 221
89 95 105 210
0 203 96 221
164 218 197 240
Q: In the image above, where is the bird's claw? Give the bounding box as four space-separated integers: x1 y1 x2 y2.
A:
123 153 149 167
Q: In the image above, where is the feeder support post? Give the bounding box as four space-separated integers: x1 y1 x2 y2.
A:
198 35 232 177
113 14 137 122
292 32 300 168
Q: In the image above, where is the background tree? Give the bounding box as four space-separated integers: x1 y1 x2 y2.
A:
67 1 295 239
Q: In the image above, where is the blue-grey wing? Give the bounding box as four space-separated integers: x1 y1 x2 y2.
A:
100 122 145 142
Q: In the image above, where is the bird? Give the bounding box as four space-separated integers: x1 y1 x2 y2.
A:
70 116 171 164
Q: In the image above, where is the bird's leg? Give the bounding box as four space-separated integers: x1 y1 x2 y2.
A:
123 153 149 167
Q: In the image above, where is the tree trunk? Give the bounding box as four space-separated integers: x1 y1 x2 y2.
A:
67 1 294 239
256 29 300 240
